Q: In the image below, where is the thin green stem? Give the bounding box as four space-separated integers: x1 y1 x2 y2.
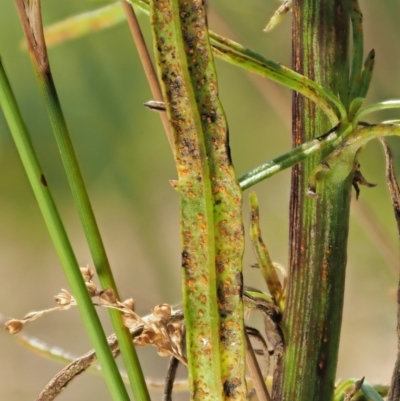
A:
239 123 352 190
13 1 150 399
39 69 149 401
355 100 400 125
0 59 130 401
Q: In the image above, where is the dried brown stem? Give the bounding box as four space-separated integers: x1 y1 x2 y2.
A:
163 357 180 401
380 138 400 401
34 333 122 401
245 330 271 401
14 0 49 74
119 0 173 148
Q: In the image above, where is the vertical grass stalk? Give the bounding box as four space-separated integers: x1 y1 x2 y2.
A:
272 1 351 400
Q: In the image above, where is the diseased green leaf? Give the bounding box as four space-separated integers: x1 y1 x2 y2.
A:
150 0 246 399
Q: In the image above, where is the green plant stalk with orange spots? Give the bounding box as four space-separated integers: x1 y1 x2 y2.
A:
149 0 247 400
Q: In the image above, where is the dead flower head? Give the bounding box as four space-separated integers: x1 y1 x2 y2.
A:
80 266 94 282
121 298 135 312
4 319 24 335
54 289 75 310
99 288 117 306
85 281 98 297
153 303 171 322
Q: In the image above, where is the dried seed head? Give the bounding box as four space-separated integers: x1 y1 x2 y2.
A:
85 281 98 297
135 334 150 346
5 319 24 335
142 328 156 344
168 323 183 344
157 347 171 357
55 289 74 309
122 313 140 329
99 288 117 306
80 266 94 282
121 298 135 311
153 332 167 347
153 303 171 322
167 322 181 335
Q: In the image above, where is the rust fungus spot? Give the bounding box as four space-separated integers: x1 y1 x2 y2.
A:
182 250 190 269
40 174 47 187
223 378 240 398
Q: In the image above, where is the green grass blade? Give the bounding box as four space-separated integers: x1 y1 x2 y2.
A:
0 58 130 401
361 381 385 401
34 2 126 48
264 0 292 32
210 43 343 124
347 0 364 106
357 49 376 98
239 123 352 189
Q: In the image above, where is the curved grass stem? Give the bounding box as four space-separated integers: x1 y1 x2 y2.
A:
355 100 400 125
239 123 352 190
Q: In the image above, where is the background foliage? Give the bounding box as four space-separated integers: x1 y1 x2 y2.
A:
0 0 399 400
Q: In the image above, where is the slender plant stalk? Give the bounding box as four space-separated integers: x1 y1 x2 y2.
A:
0 59 130 401
249 192 285 310
119 0 173 149
13 2 149 400
244 331 271 401
239 122 348 189
380 139 400 401
272 1 351 401
150 0 247 400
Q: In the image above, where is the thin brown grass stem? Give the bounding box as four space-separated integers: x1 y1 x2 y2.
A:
120 0 173 149
245 330 271 401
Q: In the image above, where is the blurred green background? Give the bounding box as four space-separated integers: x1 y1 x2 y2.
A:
0 0 399 400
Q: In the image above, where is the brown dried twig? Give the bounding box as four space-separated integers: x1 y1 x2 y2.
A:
380 138 400 401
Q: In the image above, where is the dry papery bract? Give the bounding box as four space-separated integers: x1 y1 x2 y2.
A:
4 266 187 365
